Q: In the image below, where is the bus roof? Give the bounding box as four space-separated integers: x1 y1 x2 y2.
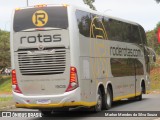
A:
15 4 141 27
72 5 140 26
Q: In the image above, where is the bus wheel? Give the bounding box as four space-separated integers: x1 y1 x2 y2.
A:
92 89 102 112
136 86 143 101
103 87 112 110
136 93 142 101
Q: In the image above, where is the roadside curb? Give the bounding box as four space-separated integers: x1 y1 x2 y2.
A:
154 118 160 120
0 105 15 111
0 94 15 111
150 91 160 94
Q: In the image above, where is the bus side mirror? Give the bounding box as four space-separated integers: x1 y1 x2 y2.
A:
146 47 156 63
147 55 150 63
153 55 156 62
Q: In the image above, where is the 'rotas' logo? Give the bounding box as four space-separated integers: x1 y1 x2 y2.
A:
32 10 48 27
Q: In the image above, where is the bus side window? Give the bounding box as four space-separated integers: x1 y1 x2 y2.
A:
135 59 144 75
102 17 110 40
130 25 142 44
108 19 122 41
139 26 147 45
76 10 91 37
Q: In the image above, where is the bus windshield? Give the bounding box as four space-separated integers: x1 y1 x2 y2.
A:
13 6 68 32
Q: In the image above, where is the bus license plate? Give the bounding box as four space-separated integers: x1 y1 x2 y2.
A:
37 99 51 104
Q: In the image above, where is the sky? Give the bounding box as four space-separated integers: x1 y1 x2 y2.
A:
0 0 160 31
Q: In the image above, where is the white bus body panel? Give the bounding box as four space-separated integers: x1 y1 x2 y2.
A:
11 5 150 109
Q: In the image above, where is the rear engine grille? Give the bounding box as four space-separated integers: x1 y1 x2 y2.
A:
18 47 66 75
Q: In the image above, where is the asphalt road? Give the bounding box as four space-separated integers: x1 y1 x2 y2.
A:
1 94 160 120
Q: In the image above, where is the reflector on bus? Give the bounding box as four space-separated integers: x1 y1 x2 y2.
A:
15 8 21 11
62 4 69 7
34 4 47 8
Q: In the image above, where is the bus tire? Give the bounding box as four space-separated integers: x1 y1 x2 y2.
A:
103 87 112 110
136 85 143 101
137 94 142 101
91 89 102 112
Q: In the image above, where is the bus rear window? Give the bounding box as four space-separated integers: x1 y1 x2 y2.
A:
14 7 68 32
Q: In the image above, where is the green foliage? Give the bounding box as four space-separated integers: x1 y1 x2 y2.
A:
146 22 160 55
0 76 12 93
150 55 160 91
0 96 14 110
83 0 96 10
0 97 13 102
155 22 160 32
0 30 10 68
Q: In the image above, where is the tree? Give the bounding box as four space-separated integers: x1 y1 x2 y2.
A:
155 0 160 3
83 0 96 10
0 30 10 68
146 22 160 55
155 22 160 32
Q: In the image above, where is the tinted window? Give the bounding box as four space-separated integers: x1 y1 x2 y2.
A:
135 59 144 75
108 19 124 41
14 7 68 32
139 26 147 45
76 10 91 37
76 10 143 44
122 23 132 42
102 17 110 39
130 25 142 44
111 58 144 77
76 10 109 40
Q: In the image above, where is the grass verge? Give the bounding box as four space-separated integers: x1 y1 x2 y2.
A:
0 97 15 111
150 67 160 91
150 56 160 92
0 76 12 94
0 76 14 110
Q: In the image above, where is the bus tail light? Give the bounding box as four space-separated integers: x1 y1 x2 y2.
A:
12 70 22 94
66 67 79 92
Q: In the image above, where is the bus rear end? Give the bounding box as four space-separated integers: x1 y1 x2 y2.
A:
11 5 80 110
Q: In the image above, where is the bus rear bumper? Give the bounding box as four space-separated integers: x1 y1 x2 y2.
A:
13 88 96 109
15 101 96 109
